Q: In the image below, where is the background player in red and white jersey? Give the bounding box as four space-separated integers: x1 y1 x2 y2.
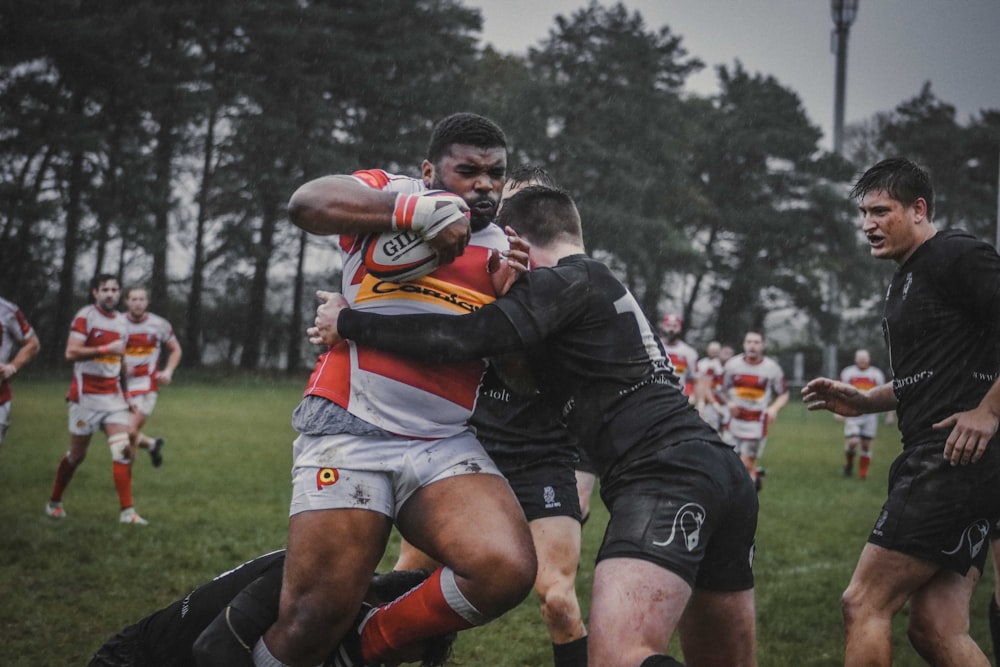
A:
0 296 41 450
694 340 727 432
837 348 891 479
659 313 698 401
45 274 148 525
723 330 789 490
243 113 537 667
124 286 181 468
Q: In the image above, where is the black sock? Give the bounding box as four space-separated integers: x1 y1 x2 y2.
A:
640 655 686 667
552 635 587 667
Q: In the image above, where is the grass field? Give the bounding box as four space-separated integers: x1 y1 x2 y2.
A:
1 373 996 666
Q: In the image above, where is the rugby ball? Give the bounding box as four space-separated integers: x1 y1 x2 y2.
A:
362 229 440 282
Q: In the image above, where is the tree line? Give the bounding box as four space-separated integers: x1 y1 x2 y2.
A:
2 0 997 373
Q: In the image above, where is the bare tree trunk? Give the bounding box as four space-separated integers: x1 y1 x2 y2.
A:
185 102 218 368
286 228 307 372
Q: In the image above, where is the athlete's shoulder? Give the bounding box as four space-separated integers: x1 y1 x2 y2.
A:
0 296 18 314
351 169 423 194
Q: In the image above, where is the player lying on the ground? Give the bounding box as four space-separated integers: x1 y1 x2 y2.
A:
88 549 454 667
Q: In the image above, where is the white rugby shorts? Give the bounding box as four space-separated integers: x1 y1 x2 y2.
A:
289 429 503 519
0 401 10 444
844 413 878 440
129 392 159 417
68 402 132 436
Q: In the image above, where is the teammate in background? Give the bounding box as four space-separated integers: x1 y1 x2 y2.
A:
247 113 537 667
89 549 454 667
0 296 41 450
124 286 181 468
837 349 890 479
46 274 148 525
312 186 757 667
394 165 589 667
722 331 788 491
803 157 1000 666
659 313 698 400
694 340 726 433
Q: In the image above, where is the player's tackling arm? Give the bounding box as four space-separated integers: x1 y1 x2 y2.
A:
307 291 522 362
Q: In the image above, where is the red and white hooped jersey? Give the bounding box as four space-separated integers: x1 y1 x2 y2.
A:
302 170 506 439
723 354 786 440
696 355 725 402
662 339 698 395
125 312 176 397
839 364 885 393
0 297 35 404
66 304 129 411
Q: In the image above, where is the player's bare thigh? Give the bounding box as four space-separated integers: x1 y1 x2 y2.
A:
679 588 757 667
396 473 536 616
589 557 691 667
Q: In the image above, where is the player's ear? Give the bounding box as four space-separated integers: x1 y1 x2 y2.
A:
421 160 434 188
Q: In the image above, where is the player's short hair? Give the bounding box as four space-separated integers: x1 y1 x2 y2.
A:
506 164 557 189
496 185 582 247
368 569 455 667
426 112 507 165
126 285 148 298
91 273 119 291
850 157 935 220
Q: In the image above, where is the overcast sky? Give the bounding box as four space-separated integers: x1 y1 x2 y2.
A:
469 0 1000 151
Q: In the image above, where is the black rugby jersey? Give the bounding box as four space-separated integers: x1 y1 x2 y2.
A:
471 363 578 467
90 550 285 666
883 229 1000 448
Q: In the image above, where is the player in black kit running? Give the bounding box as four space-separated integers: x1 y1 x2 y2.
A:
803 157 1000 666
310 186 757 667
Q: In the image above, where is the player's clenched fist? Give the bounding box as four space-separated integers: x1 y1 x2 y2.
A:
392 191 470 264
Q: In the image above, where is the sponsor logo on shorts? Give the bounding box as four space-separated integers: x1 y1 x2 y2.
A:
942 519 990 560
316 468 339 490
543 485 561 510
653 502 706 551
872 509 889 537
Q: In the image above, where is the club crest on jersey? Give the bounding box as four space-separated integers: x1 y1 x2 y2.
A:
653 502 706 551
942 519 990 560
316 467 339 490
902 272 913 300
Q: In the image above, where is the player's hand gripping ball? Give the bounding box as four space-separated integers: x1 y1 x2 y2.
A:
362 190 469 282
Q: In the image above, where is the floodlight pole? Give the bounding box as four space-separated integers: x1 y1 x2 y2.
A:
824 0 859 379
831 0 858 155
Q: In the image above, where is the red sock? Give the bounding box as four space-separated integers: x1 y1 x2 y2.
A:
50 455 79 502
112 461 133 509
859 454 871 479
361 567 477 662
